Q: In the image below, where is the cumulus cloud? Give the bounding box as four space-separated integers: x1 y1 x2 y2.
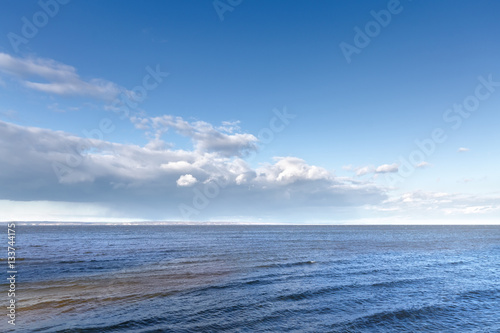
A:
0 120 386 220
0 53 126 101
177 174 197 187
132 115 258 157
256 157 331 185
4 119 494 223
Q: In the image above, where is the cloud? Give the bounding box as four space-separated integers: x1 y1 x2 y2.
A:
133 115 258 157
177 174 197 187
0 120 386 221
416 161 431 168
256 157 331 185
2 119 495 223
375 163 398 174
458 147 470 153
351 163 399 176
218 120 241 133
47 103 66 113
0 53 127 101
356 166 373 176
370 190 500 218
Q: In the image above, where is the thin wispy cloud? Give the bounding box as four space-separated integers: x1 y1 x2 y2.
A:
416 161 431 169
366 190 500 222
0 53 127 101
348 163 399 177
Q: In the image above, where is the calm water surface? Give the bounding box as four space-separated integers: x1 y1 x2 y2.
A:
5 225 500 332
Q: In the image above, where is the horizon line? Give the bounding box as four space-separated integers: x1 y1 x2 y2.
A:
2 221 499 226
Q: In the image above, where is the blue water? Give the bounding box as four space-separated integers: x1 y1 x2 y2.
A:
6 225 500 332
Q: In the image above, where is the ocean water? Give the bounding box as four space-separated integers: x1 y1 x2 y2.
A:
5 224 500 332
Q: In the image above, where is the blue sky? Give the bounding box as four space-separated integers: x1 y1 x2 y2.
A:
0 0 499 223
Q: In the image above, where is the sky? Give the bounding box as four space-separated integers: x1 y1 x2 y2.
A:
0 0 499 223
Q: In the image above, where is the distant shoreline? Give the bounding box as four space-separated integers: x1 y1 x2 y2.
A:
1 222 499 226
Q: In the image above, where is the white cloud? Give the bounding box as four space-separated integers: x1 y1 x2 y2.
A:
2 119 497 223
0 120 386 221
218 120 241 133
351 163 398 176
256 157 331 185
458 205 497 214
356 166 373 176
416 161 431 168
370 190 500 219
0 53 126 101
134 115 258 157
375 163 398 174
458 147 470 153
177 174 197 187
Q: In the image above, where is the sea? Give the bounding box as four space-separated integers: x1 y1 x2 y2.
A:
4 224 500 332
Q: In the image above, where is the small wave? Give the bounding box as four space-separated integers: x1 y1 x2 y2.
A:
63 316 168 333
257 260 318 269
369 277 429 288
458 288 499 300
191 277 274 294
274 277 430 303
170 258 224 265
58 260 86 264
275 284 348 302
244 279 264 286
332 304 447 330
349 267 387 276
